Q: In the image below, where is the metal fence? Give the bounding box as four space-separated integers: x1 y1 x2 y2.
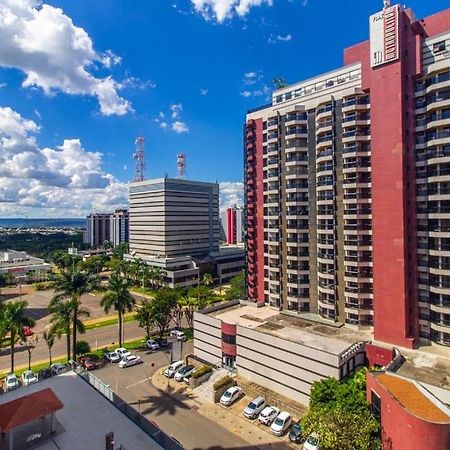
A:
73 364 183 450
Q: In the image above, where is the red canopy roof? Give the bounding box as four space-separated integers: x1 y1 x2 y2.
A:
0 388 64 432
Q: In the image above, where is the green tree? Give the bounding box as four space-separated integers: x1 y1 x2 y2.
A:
2 300 35 372
135 300 153 339
113 243 129 260
50 269 98 360
225 272 245 300
202 273 213 286
52 250 82 272
150 288 179 337
188 285 211 308
43 328 57 366
21 333 38 370
101 274 135 346
48 300 75 361
75 340 91 356
272 77 288 89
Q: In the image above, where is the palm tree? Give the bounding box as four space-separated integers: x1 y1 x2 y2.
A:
43 328 58 366
51 269 98 361
202 273 213 287
2 300 35 373
101 274 135 347
48 299 88 361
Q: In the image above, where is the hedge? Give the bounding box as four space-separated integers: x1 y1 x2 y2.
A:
213 375 234 391
192 364 213 379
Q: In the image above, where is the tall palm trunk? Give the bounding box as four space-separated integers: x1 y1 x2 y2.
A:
118 310 123 347
72 305 78 361
10 331 15 373
66 328 71 362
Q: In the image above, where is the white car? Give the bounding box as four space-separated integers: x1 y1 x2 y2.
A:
118 354 142 368
105 351 121 363
50 363 66 375
219 386 242 406
303 432 320 450
259 406 280 425
174 365 195 382
170 330 186 341
146 339 160 351
21 370 38 386
115 347 131 359
163 360 184 378
270 411 292 436
4 373 19 391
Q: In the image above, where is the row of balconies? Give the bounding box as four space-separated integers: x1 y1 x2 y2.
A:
416 145 450 161
415 70 450 92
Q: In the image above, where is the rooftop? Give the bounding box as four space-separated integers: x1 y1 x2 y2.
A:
210 302 371 356
0 371 162 450
375 372 450 423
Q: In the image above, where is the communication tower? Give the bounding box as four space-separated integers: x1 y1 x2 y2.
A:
133 136 145 182
177 152 186 179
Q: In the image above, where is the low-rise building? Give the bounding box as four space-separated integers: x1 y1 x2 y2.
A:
194 300 367 405
0 250 51 283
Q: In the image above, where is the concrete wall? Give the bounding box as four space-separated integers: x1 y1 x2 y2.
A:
193 312 222 366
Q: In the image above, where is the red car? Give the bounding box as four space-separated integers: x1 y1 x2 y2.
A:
79 357 98 370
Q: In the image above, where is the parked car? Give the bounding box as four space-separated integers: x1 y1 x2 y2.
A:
115 347 131 359
219 386 242 406
289 422 303 444
258 406 280 425
270 411 292 436
164 360 184 378
174 365 195 382
38 368 52 380
146 339 160 351
79 357 98 371
303 432 320 450
118 354 142 368
183 369 197 383
21 370 38 385
156 337 169 347
243 396 267 419
51 363 67 375
170 330 187 341
105 351 121 363
4 373 19 391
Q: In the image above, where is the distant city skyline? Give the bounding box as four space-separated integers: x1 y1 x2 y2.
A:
0 0 446 217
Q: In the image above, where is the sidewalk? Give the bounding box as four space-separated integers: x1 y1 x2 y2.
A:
151 369 296 449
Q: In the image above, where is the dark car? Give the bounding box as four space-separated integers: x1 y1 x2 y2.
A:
38 368 53 379
79 357 98 371
289 422 303 444
156 337 169 348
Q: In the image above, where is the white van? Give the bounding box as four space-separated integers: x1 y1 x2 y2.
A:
164 360 184 378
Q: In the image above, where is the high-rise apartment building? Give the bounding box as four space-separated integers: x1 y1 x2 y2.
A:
223 207 244 245
129 178 220 258
85 213 111 248
110 209 129 247
245 4 450 348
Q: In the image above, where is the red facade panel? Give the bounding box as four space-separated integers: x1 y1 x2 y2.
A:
365 344 395 368
226 208 236 245
367 373 450 450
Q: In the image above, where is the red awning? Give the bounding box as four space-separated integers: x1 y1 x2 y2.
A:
0 388 64 432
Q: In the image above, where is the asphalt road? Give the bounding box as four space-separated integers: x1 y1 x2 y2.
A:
92 344 250 450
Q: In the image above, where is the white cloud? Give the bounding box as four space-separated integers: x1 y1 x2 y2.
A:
219 182 243 214
200 88 209 96
0 0 131 116
0 82 6 89
268 33 292 43
120 76 156 90
171 121 189 133
159 121 168 129
170 103 183 119
240 72 271 98
0 106 128 217
191 0 273 22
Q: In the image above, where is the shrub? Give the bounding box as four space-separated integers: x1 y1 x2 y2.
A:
75 340 91 356
192 364 213 379
213 375 234 391
35 282 51 291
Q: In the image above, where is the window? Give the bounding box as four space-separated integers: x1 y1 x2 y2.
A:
433 41 446 54
222 333 236 345
371 390 381 422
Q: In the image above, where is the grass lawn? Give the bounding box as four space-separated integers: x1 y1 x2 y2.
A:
84 312 136 330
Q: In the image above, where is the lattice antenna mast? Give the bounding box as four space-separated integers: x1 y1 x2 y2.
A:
177 152 186 179
133 136 145 182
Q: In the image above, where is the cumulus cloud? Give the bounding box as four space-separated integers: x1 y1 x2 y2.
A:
240 72 271 98
172 121 189 133
268 33 292 43
170 103 183 119
0 106 128 217
0 0 132 116
219 182 244 214
200 88 209 96
191 0 273 23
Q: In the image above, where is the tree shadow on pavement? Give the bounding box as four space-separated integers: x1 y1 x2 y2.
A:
204 444 294 450
130 386 196 417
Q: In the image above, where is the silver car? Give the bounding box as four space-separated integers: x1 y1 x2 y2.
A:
243 396 266 419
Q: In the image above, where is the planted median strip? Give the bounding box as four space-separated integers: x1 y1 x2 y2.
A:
84 312 136 331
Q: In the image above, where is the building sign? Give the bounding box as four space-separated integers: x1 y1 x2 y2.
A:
369 5 400 68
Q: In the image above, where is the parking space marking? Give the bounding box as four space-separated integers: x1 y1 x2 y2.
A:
126 377 151 389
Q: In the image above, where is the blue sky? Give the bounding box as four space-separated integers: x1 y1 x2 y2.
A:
0 0 448 217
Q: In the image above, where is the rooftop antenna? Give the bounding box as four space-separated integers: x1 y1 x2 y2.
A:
133 136 145 182
177 152 186 179
383 0 391 10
